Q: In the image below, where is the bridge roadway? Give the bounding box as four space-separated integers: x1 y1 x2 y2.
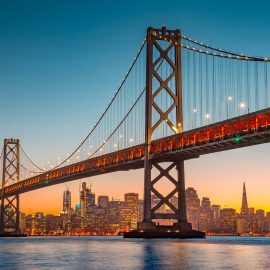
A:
2 108 270 197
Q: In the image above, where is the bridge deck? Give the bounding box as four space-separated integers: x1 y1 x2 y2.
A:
2 108 270 196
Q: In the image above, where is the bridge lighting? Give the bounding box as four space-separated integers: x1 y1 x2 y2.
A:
205 114 210 119
89 145 93 149
193 108 197 113
240 102 245 109
67 159 70 163
228 96 233 101
129 138 133 142
234 136 242 143
100 148 103 152
87 152 91 156
77 156 80 159
113 144 117 148
119 135 123 138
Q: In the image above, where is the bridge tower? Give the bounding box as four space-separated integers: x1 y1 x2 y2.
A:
0 139 21 234
139 26 192 233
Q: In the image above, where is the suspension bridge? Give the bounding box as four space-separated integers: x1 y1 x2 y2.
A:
1 26 270 237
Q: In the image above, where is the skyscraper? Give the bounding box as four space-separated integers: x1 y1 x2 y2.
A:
124 193 139 230
220 208 237 233
186 187 200 230
109 199 121 232
241 182 248 216
212 205 221 232
63 189 71 213
80 182 96 228
200 197 213 232
237 182 249 233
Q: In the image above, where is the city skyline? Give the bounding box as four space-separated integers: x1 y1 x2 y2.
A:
20 181 270 236
21 180 270 217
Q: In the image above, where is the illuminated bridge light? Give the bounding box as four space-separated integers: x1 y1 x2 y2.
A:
234 136 243 143
44 180 49 184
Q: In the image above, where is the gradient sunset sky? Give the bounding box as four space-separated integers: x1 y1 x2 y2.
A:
1 0 270 215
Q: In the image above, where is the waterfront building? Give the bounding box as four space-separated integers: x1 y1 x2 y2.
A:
212 204 221 232
138 199 144 222
220 208 237 233
200 197 213 232
119 204 132 231
124 193 139 230
255 209 265 233
186 187 200 230
108 199 121 232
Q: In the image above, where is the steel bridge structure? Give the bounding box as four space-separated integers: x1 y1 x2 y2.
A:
0 26 269 237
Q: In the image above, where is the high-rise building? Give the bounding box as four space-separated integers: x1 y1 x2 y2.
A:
200 197 213 232
186 187 200 230
220 208 237 233
255 209 265 233
124 193 139 230
238 182 249 233
109 199 121 232
80 182 96 228
98 196 109 209
212 205 221 232
138 199 144 222
119 204 133 231
240 182 248 216
63 189 72 213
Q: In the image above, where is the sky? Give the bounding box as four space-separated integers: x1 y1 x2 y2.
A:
1 0 270 214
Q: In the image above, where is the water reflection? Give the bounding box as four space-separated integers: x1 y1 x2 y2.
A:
0 236 269 270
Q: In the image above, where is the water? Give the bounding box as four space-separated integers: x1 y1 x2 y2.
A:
0 236 269 269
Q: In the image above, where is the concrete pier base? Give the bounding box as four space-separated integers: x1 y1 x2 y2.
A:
124 223 205 239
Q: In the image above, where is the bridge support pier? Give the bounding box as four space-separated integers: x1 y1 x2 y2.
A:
125 158 204 238
0 139 22 236
124 26 204 238
139 158 192 231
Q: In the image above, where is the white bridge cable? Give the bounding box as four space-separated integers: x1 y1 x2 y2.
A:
181 37 270 131
181 35 270 62
19 57 167 178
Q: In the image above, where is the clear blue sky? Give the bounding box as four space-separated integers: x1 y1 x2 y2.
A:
1 0 270 213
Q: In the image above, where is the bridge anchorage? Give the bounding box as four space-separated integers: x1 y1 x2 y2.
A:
124 26 203 238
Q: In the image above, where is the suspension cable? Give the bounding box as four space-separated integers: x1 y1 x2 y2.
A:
181 35 270 62
180 43 269 62
19 39 146 173
19 145 45 171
